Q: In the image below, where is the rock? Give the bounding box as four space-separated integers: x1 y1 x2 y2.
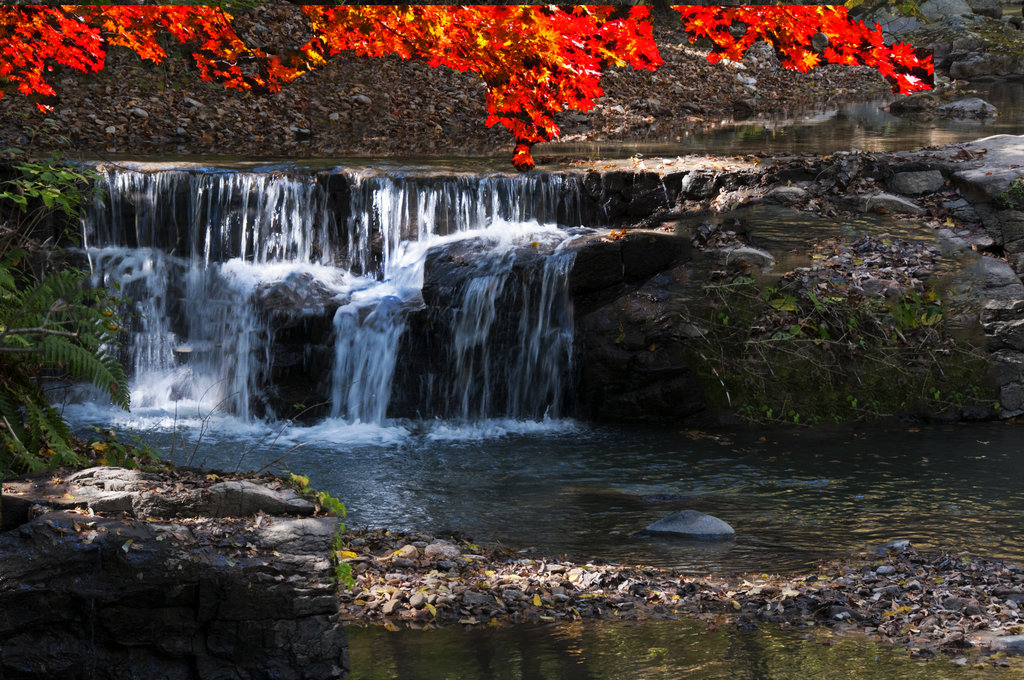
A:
424 541 461 559
954 135 1024 203
889 170 946 196
183 97 203 108
130 107 149 118
2 467 316 529
393 544 419 559
764 185 807 205
967 255 1024 299
887 93 938 117
841 192 924 215
937 98 997 119
0 511 347 680
704 245 776 272
408 592 427 609
989 635 1024 654
966 0 1002 18
856 6 925 36
104 125 117 134
640 510 735 540
873 539 912 555
258 517 338 556
619 230 687 281
919 0 973 21
352 94 372 106
461 590 495 607
876 565 897 575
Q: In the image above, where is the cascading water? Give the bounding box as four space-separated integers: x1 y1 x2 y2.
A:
76 163 590 433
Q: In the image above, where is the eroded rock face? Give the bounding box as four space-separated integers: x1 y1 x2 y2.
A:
0 502 347 680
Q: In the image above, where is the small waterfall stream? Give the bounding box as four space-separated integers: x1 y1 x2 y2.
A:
79 163 589 428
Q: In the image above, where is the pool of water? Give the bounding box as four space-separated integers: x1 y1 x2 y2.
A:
538 79 1024 159
347 620 1017 680
63 403 1024 575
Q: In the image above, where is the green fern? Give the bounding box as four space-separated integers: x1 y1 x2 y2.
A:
1 152 128 475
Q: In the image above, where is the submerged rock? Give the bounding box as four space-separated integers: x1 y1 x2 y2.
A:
640 510 735 539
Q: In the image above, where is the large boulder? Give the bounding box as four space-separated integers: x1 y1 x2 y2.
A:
640 510 735 539
936 98 998 119
0 505 347 680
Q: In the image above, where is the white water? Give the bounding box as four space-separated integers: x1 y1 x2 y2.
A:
73 165 587 440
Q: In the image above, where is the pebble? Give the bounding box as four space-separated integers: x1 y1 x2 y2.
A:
876 565 897 575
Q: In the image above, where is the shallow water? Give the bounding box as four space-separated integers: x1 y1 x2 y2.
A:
347 620 1017 680
539 78 1024 159
62 403 1024 575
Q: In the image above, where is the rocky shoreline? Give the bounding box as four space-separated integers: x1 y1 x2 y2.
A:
3 466 1024 677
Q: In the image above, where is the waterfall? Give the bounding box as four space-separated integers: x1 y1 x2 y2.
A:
80 163 587 426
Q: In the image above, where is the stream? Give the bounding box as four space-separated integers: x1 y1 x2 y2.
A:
60 81 1024 679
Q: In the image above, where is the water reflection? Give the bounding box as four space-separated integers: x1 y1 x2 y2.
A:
538 79 1024 159
136 420 1024 575
347 621 1015 680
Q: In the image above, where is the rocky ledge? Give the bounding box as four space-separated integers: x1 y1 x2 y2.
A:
0 467 348 680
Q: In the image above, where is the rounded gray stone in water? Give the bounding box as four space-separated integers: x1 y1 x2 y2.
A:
641 510 735 540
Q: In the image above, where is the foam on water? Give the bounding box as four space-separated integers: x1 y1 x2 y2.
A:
76 165 587 439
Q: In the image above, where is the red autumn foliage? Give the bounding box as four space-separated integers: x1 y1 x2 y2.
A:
0 4 932 170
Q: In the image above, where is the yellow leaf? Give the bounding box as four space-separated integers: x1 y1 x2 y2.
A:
91 442 108 453
426 603 437 617
533 594 542 607
206 473 219 481
337 550 358 560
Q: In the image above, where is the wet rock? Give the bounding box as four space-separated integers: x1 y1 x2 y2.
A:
704 245 775 272
989 635 1024 655
640 510 735 540
889 170 946 196
936 98 997 119
873 539 912 555
841 192 924 215
919 0 973 21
